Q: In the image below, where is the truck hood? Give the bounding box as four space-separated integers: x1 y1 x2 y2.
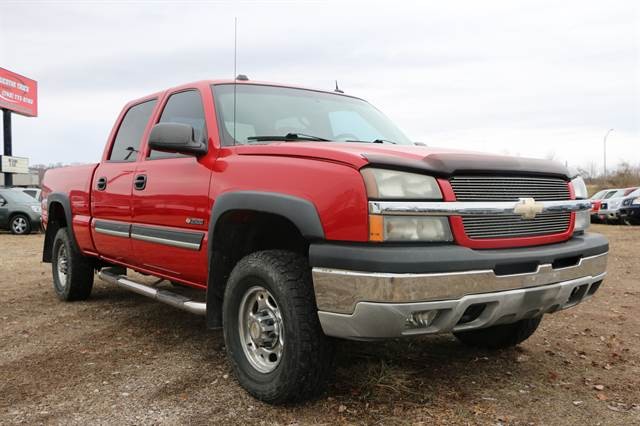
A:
232 142 572 179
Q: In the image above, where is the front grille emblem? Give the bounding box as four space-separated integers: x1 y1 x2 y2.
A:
514 198 544 219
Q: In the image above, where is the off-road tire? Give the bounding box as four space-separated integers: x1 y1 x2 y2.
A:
454 316 543 350
10 214 32 235
52 228 94 301
223 250 335 404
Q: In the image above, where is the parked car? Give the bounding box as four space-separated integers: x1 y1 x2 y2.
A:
599 187 639 223
589 189 610 222
0 188 42 234
12 187 42 201
618 188 640 225
41 79 608 404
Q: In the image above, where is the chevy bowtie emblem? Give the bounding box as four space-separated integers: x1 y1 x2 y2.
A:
513 198 544 219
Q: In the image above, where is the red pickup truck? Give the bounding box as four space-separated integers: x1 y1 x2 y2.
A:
41 78 608 404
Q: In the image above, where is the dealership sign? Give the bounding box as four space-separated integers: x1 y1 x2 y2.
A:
0 156 29 174
0 67 38 117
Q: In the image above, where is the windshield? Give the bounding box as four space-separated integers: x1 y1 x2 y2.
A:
213 84 413 146
590 190 606 199
1 190 39 203
625 188 640 198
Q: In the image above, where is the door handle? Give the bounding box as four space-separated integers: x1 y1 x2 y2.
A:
96 177 107 191
134 174 147 190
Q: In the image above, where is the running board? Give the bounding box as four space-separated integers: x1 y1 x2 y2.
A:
98 268 206 316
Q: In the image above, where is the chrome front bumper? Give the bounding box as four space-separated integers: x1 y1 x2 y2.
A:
313 252 607 340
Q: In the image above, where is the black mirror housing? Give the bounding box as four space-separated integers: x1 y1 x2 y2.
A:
148 122 208 156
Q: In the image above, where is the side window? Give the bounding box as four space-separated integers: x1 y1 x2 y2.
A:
108 99 157 162
149 90 206 160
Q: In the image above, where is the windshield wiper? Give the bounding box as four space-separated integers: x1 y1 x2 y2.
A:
346 139 398 145
247 133 329 142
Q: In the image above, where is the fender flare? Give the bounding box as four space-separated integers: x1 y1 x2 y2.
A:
43 192 80 262
205 191 325 328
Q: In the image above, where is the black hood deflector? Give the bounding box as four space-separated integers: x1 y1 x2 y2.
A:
363 152 572 180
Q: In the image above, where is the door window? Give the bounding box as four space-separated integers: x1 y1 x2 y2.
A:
108 99 157 162
149 90 206 160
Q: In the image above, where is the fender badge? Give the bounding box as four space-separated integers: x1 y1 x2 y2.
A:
514 198 544 220
186 218 205 225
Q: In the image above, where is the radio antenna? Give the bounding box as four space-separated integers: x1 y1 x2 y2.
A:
233 17 238 145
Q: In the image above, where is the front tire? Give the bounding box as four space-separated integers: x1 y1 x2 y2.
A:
223 250 334 404
454 317 542 350
10 214 31 235
52 228 94 301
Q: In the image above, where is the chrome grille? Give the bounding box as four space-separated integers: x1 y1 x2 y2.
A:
450 176 570 201
451 176 572 239
462 212 571 239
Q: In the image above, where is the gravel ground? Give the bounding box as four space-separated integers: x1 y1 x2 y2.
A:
1 224 639 425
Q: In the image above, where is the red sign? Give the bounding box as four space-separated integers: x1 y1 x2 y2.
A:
0 67 38 117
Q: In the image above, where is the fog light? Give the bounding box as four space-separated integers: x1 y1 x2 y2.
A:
409 310 439 328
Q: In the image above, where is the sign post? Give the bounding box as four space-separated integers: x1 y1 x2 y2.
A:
0 67 38 187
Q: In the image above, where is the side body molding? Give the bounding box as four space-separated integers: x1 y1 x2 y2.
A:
205 191 325 328
43 192 79 262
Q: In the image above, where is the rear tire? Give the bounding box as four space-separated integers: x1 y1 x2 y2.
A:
454 317 542 350
10 214 31 235
52 228 94 301
222 250 334 404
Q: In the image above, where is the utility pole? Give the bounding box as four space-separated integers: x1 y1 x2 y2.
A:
2 108 12 187
603 128 613 180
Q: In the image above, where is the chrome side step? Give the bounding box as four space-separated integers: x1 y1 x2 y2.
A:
98 268 206 316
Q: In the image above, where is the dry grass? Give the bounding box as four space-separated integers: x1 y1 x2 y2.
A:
1 225 639 425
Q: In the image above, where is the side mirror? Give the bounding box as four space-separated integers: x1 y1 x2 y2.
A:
0 199 6 206
148 122 208 156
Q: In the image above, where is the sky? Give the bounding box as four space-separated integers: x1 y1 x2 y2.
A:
0 0 638 174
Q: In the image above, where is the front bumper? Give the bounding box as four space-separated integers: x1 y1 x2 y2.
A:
311 233 608 340
598 208 620 220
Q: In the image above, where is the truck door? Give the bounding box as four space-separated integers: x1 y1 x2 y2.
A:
91 98 157 263
130 89 211 286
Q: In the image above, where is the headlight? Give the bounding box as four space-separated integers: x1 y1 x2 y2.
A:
362 168 452 242
370 215 453 242
574 210 590 232
30 205 41 213
361 168 442 200
571 176 588 199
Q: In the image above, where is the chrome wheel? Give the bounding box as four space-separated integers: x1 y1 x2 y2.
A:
56 244 69 288
238 286 284 373
11 216 28 234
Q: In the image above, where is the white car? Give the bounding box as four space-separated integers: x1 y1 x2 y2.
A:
598 187 639 223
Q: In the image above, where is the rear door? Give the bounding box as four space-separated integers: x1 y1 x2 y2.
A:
0 194 9 228
130 89 212 285
91 98 158 263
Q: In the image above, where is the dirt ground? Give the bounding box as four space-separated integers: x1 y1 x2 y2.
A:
0 224 638 425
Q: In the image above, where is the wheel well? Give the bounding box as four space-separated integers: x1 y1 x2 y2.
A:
8 211 30 222
42 202 67 263
206 210 309 327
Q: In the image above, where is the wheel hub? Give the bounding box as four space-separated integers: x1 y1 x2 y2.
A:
238 286 284 373
56 245 68 288
12 217 27 234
